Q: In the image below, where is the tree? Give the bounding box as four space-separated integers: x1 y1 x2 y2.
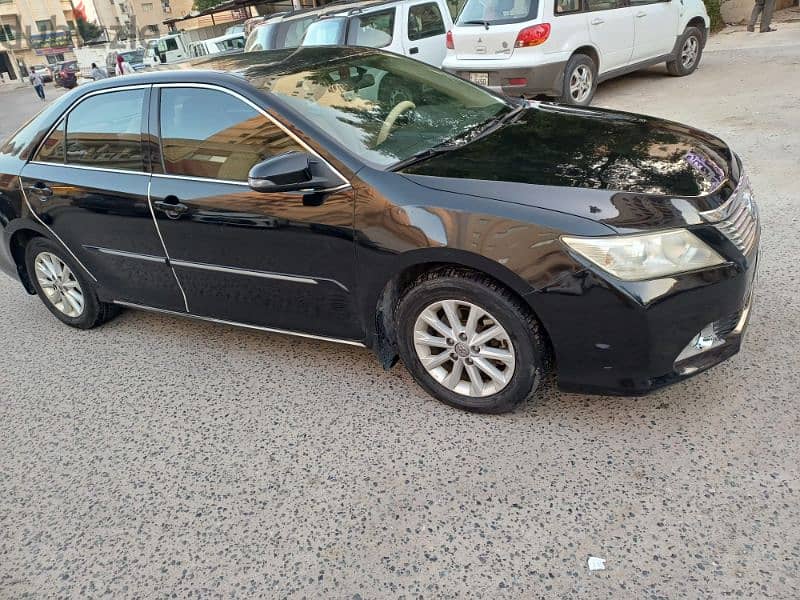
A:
193 0 221 11
76 17 104 43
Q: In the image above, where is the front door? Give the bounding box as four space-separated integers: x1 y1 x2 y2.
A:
586 0 635 73
630 0 679 62
148 85 362 340
19 86 186 311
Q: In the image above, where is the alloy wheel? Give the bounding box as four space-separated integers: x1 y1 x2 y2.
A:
413 299 516 397
34 251 85 318
569 65 593 103
681 36 699 69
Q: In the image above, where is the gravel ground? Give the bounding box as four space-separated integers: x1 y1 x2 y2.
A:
1 27 799 598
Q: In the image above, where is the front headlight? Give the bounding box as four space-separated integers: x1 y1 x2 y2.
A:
561 230 726 281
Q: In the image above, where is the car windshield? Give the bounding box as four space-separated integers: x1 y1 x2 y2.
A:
302 18 346 46
121 50 144 63
259 52 511 168
457 0 539 25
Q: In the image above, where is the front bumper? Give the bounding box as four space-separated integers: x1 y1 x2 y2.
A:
531 245 759 396
443 61 566 98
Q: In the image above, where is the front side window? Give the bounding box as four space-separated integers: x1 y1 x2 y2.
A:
159 88 304 181
348 9 395 48
64 89 145 170
408 3 446 41
457 0 539 25
261 51 510 168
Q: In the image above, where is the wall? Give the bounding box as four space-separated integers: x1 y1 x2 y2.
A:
721 0 796 23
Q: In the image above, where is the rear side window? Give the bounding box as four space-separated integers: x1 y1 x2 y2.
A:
348 9 395 48
63 90 145 171
586 0 618 10
276 17 315 49
408 3 446 41
457 0 539 25
555 0 582 13
158 88 304 182
35 120 65 163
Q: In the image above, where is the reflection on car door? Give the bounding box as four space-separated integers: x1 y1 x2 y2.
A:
586 0 635 72
19 87 187 311
148 85 362 340
629 0 679 62
403 1 449 66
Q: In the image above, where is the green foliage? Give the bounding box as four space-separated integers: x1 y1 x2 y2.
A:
703 0 725 32
76 17 104 43
193 0 221 11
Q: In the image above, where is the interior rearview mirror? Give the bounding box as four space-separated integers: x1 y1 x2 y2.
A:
247 151 338 193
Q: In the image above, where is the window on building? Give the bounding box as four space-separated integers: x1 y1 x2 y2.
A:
159 88 303 181
64 90 145 170
0 24 15 42
142 2 153 12
36 19 53 33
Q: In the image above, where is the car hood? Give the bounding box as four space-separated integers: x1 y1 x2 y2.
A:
399 103 737 233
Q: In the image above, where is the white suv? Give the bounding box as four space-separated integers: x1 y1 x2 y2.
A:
442 0 709 105
301 0 454 67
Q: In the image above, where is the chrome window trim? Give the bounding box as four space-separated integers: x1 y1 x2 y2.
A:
113 301 366 347
18 176 98 282
28 161 149 177
153 82 352 189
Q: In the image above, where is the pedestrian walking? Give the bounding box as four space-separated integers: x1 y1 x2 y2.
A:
116 54 133 76
90 63 108 80
747 0 777 32
29 71 45 101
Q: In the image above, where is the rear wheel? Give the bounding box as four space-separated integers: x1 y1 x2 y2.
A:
395 268 547 413
667 27 703 76
25 237 119 329
560 54 597 106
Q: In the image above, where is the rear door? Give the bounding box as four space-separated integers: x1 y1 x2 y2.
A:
19 86 186 311
403 1 450 66
630 0 679 61
148 84 362 340
585 0 635 72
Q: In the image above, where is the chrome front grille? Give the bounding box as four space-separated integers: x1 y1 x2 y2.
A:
700 174 759 256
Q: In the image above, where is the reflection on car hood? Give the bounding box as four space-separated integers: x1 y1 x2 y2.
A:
400 103 733 197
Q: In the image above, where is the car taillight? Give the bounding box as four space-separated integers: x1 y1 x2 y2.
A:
514 23 550 48
446 30 454 50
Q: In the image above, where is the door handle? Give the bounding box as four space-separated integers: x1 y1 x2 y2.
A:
26 183 53 198
636 11 647 17
590 17 605 25
409 46 419 54
153 199 189 217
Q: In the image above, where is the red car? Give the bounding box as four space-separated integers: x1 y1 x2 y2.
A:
54 60 79 89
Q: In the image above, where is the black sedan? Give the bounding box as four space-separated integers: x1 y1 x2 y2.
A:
0 47 759 413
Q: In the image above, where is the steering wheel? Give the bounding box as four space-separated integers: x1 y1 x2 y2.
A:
377 100 416 146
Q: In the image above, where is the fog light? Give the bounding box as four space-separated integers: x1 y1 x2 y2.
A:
675 322 725 365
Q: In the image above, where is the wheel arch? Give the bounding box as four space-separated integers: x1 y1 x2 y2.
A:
7 224 48 295
686 17 709 46
571 45 600 73
368 249 553 369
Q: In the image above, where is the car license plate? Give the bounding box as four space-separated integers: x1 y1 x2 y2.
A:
469 72 489 86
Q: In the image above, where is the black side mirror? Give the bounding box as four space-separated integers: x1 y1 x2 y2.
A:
248 151 339 193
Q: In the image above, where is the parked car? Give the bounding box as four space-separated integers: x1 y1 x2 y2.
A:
0 47 759 413
244 1 369 52
144 34 189 65
29 65 53 83
225 24 245 36
301 0 453 66
442 0 710 105
106 49 146 76
189 33 246 58
53 60 79 89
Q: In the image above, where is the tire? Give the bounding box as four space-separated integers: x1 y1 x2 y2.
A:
395 268 548 414
560 53 597 106
24 237 119 329
666 27 703 76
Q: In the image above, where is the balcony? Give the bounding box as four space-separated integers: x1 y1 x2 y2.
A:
29 30 73 50
0 0 19 17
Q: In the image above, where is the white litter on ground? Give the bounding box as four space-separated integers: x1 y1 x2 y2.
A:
587 556 606 571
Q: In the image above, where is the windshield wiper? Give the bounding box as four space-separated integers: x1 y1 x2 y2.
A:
391 141 461 171
461 20 491 29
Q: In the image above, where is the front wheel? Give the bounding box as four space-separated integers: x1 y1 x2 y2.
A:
560 54 598 106
25 237 119 329
667 27 704 76
395 269 548 413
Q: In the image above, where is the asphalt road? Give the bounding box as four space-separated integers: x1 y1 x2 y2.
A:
1 30 799 598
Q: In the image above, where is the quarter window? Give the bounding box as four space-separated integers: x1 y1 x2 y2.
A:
408 3 446 41
348 9 395 48
64 89 145 170
159 88 304 182
35 120 65 164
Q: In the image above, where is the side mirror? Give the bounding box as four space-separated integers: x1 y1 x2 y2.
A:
248 151 339 193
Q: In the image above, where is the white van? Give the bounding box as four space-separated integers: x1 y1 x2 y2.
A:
442 0 710 105
145 33 189 65
189 33 246 58
301 0 454 67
